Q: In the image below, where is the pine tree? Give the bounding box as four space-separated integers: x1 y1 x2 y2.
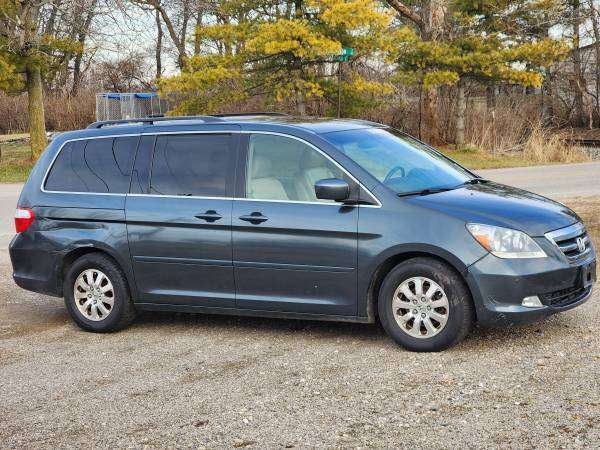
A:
388 0 568 145
159 0 397 115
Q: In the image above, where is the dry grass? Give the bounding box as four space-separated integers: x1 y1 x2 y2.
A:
565 197 600 247
0 91 95 135
463 95 540 152
522 125 589 164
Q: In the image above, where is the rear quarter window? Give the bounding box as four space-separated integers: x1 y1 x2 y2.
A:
44 136 138 193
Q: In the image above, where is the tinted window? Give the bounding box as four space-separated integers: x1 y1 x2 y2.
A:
130 135 155 194
150 134 234 197
246 134 345 202
44 137 138 193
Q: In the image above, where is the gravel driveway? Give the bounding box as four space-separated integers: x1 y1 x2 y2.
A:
1 192 598 448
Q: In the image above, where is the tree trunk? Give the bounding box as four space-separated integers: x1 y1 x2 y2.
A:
155 8 163 79
178 0 191 65
420 88 441 144
572 0 585 126
44 0 61 35
26 66 48 160
151 1 187 69
193 10 202 56
418 0 446 145
455 80 466 147
486 84 497 153
72 1 97 94
588 0 600 125
543 68 555 124
296 84 306 115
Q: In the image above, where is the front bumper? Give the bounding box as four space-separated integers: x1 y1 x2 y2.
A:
467 250 596 327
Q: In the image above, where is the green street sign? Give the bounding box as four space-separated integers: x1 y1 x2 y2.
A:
334 47 355 62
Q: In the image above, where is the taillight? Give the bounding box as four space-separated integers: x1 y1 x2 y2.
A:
15 207 35 233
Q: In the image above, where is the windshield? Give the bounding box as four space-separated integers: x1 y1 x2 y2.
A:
323 128 473 195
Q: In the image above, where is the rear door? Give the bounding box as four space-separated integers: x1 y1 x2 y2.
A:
126 131 239 308
232 133 359 316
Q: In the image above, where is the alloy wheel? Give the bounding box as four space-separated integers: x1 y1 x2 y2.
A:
73 269 115 321
392 276 449 339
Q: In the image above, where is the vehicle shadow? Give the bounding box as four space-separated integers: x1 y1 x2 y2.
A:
133 310 386 342
131 308 579 351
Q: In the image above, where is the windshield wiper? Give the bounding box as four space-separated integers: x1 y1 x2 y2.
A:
396 178 488 198
462 178 490 185
396 187 455 197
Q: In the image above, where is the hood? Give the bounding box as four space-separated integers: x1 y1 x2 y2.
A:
408 182 579 236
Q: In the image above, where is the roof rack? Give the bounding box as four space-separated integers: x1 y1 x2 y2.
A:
211 112 289 117
87 115 226 129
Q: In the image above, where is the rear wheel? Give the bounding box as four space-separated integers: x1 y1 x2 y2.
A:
378 257 474 351
64 253 136 332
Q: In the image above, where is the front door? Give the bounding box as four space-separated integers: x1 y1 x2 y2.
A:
127 132 238 308
232 133 359 316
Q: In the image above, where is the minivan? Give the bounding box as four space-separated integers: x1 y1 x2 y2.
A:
9 114 596 351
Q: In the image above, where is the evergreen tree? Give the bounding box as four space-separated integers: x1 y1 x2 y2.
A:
387 0 568 144
159 0 397 115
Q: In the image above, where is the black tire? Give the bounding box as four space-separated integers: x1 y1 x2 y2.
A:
378 257 474 352
63 253 136 332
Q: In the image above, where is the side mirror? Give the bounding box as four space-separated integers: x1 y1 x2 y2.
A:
314 178 350 202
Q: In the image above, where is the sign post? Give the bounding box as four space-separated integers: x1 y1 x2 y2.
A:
336 47 355 118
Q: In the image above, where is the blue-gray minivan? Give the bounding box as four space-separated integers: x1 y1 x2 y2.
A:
9 114 596 351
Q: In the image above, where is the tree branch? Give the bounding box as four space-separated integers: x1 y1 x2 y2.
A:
386 0 424 29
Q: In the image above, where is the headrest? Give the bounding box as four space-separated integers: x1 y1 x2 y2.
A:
300 150 325 170
252 154 273 179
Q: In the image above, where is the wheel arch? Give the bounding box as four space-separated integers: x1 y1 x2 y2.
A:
58 243 137 299
364 245 474 323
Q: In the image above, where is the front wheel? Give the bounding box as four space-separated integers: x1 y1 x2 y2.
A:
378 257 474 352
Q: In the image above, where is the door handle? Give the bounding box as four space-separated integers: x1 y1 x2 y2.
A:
195 210 222 222
239 212 268 224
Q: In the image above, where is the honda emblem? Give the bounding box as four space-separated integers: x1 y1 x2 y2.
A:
576 237 586 253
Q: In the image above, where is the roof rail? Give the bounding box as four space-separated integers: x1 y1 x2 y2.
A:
87 115 226 129
211 112 289 117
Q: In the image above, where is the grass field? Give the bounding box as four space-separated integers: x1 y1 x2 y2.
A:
441 146 546 169
0 142 33 183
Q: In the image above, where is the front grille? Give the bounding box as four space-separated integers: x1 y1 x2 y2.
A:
545 223 593 262
539 285 591 307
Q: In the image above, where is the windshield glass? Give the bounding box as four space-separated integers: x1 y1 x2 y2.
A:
323 128 473 195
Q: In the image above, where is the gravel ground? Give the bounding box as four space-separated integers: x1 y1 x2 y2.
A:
1 198 599 449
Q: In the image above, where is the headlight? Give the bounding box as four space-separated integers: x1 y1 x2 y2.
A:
466 223 547 258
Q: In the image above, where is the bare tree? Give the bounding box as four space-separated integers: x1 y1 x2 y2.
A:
72 0 99 94
130 0 194 68
94 51 153 91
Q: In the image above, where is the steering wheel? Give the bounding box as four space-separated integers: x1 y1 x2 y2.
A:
383 165 406 183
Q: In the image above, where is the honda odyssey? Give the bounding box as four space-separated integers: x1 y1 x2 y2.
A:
9 114 596 351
